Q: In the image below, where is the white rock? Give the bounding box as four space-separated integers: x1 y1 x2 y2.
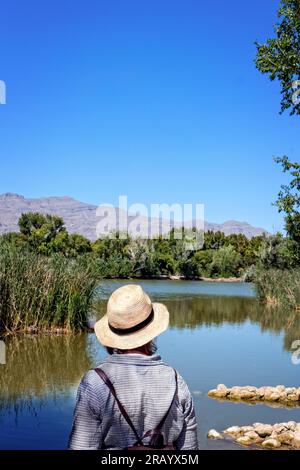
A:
273 423 288 433
207 429 222 439
287 421 297 430
244 431 260 441
277 431 294 445
240 425 254 433
217 384 227 391
286 387 296 394
295 423 300 433
292 432 300 449
287 393 299 401
262 438 281 448
224 426 241 436
208 388 229 398
255 424 273 437
236 436 253 446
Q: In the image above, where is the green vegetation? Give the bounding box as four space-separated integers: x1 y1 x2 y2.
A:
253 159 300 307
254 0 300 308
91 230 266 280
0 241 97 333
255 0 300 115
255 267 300 308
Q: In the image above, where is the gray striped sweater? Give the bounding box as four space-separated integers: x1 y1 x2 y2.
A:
68 353 198 450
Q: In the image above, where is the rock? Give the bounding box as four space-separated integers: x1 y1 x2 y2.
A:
254 424 273 437
217 384 227 391
273 423 288 433
256 387 266 398
286 421 297 431
286 387 296 394
279 391 287 401
277 431 295 445
229 386 243 399
287 393 299 402
207 429 222 439
262 438 281 448
244 431 260 442
240 426 254 433
239 389 257 399
224 426 241 436
292 432 300 449
295 423 300 433
268 392 281 401
208 383 300 404
236 436 253 446
208 388 229 398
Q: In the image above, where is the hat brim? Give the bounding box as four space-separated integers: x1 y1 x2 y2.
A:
94 302 169 350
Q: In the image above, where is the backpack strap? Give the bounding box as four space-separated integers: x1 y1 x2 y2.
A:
143 369 178 447
94 367 178 448
94 368 143 446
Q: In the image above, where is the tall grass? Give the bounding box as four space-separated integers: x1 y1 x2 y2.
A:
254 267 300 309
0 242 98 333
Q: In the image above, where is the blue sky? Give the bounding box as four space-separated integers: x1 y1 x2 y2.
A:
0 0 299 233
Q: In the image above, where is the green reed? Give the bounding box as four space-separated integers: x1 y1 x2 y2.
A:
254 267 300 309
0 242 99 333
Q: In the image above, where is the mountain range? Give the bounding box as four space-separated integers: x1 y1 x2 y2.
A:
0 193 268 240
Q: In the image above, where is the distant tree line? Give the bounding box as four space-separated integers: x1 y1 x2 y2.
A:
0 211 273 280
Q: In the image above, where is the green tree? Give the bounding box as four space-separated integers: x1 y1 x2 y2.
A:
273 156 300 265
193 250 214 277
18 213 91 257
257 233 295 269
210 245 242 278
255 0 300 115
274 156 300 242
203 231 226 250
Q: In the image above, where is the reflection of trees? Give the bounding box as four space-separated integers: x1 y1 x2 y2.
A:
0 334 92 413
164 296 300 352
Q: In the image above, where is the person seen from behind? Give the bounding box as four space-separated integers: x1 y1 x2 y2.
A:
69 284 198 450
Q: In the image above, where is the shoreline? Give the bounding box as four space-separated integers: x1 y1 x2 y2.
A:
108 275 246 283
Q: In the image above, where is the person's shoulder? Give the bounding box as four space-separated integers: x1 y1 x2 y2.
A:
79 366 108 392
160 361 190 391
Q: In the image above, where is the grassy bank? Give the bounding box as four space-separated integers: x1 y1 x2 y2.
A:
255 268 300 309
0 242 98 333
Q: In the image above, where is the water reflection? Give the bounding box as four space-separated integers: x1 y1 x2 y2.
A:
0 334 92 413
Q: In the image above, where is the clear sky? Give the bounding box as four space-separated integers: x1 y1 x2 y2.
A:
0 0 299 233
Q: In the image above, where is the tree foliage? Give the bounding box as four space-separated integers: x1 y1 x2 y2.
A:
255 0 300 115
273 156 300 264
18 212 92 256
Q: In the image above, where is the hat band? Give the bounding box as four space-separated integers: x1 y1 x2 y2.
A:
108 308 154 336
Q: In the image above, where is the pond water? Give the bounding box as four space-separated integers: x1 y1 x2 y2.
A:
1 279 300 450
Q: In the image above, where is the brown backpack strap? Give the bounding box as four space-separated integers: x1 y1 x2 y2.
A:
94 367 178 448
94 368 143 446
143 370 178 447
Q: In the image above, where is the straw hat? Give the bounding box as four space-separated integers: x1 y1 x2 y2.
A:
94 284 169 349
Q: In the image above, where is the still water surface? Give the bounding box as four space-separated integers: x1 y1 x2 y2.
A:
1 280 300 449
